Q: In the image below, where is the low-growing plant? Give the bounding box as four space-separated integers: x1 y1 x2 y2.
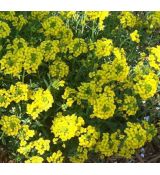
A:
0 11 159 163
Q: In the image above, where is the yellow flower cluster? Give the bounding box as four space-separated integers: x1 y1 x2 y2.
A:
32 138 50 155
31 11 49 21
68 38 88 57
25 156 44 163
79 126 100 148
134 72 158 100
0 21 10 38
49 60 69 79
0 12 159 163
119 122 157 158
93 38 113 59
89 48 129 86
47 150 64 163
51 113 85 142
60 11 77 19
0 82 29 108
90 87 116 120
120 95 138 116
77 81 102 104
0 89 11 108
23 47 43 74
85 11 109 30
118 12 139 28
0 12 27 31
0 38 43 76
148 45 160 70
42 16 64 37
96 132 120 157
146 12 160 30
18 137 50 157
62 87 77 108
130 30 140 43
112 48 130 82
0 115 21 136
9 82 29 103
27 88 54 119
12 14 27 31
39 40 60 62
18 125 35 146
69 146 88 163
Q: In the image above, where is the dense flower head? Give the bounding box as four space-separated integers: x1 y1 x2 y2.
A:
112 48 130 82
39 40 60 62
49 60 69 79
79 125 100 148
96 132 120 157
47 150 64 163
23 47 43 74
69 146 88 163
148 45 160 70
0 21 10 38
27 88 54 119
68 38 88 57
25 156 44 163
0 89 11 108
18 124 35 143
0 115 21 136
94 38 113 59
31 138 50 155
119 95 138 116
146 12 160 30
134 72 159 100
119 122 157 158
42 16 65 37
118 12 139 28
130 30 140 43
85 11 109 30
9 82 29 103
90 86 116 120
51 113 85 141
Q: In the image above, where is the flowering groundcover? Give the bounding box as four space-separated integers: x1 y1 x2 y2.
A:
0 11 160 163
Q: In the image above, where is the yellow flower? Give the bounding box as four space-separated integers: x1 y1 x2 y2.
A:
96 131 120 157
0 89 11 108
0 21 10 38
47 150 64 163
85 11 109 30
134 72 158 100
32 138 50 155
69 146 88 163
51 113 85 141
148 45 160 70
18 125 35 141
23 47 43 74
120 95 138 116
9 82 29 103
68 38 88 57
119 122 156 158
112 48 130 82
118 12 139 28
0 115 21 136
25 156 44 163
130 30 140 43
94 38 113 59
39 40 60 62
42 16 64 37
79 125 100 148
27 88 54 119
90 87 116 120
49 60 69 79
